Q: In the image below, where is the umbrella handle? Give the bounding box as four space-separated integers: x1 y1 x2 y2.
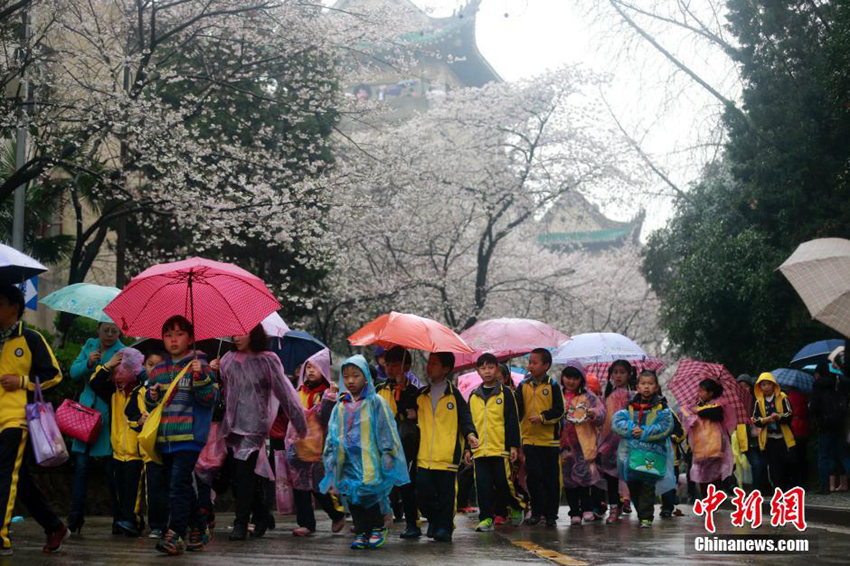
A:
216 338 223 359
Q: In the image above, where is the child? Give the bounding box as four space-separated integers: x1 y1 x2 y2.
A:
125 350 168 538
319 355 409 550
612 370 674 528
559 363 605 526
597 359 635 523
90 347 146 537
682 379 732 496
416 352 478 542
375 346 421 538
660 410 685 518
466 353 523 532
515 348 564 527
144 315 217 555
811 361 850 493
0 284 68 555
752 372 795 491
286 348 345 537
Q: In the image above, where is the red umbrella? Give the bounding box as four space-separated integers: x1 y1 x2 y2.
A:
453 318 569 371
667 359 750 432
104 257 280 341
348 311 474 354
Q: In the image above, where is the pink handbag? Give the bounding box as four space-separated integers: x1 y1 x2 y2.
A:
56 399 103 444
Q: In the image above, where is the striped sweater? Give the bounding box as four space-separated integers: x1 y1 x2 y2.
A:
144 352 217 453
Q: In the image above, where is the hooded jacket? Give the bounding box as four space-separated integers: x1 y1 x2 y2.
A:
752 372 795 451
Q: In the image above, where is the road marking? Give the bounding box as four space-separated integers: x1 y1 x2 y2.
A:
511 540 588 565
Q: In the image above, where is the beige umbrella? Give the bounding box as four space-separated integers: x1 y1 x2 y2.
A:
780 238 850 337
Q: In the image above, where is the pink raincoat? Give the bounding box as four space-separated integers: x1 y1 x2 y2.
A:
681 400 734 484
218 350 307 479
561 388 606 489
285 348 337 491
598 387 631 477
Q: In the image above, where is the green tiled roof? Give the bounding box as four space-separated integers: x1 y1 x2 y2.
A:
537 228 632 245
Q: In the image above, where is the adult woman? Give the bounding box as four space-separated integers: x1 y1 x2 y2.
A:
212 324 307 540
68 321 125 533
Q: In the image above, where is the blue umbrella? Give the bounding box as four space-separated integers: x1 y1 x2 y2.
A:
770 368 815 393
40 282 121 323
271 330 327 376
790 339 845 370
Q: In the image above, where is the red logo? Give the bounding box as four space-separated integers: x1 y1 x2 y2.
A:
693 484 727 533
730 487 764 529
769 487 807 531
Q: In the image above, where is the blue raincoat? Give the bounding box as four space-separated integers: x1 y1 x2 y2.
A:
69 337 125 456
319 355 409 508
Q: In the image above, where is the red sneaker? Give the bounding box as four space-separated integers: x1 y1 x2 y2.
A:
43 525 69 554
493 516 507 525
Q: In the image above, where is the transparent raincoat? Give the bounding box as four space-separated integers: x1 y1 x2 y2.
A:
218 350 307 478
285 348 337 490
680 399 734 484
560 363 607 489
319 355 409 508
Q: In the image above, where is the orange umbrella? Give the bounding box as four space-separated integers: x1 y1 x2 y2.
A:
348 311 474 354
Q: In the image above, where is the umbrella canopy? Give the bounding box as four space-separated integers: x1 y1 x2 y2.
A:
668 359 750 432
553 332 650 364
104 257 280 341
770 367 815 394
790 339 846 370
40 282 121 323
780 238 850 337
0 243 47 285
132 337 234 362
583 358 666 389
348 311 474 354
261 311 291 338
272 330 327 376
453 318 569 371
456 368 525 401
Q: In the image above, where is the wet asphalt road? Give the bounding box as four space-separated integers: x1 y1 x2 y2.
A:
4 505 849 565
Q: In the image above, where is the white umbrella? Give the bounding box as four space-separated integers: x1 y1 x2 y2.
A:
780 238 850 338
552 332 650 364
261 311 290 338
0 242 47 285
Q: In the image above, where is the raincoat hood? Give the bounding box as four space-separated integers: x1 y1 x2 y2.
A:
339 354 376 399
297 348 331 389
561 361 587 393
754 372 781 399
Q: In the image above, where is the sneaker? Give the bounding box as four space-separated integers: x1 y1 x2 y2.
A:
622 500 632 514
399 525 421 539
43 525 69 554
570 516 582 526
673 508 684 517
545 518 558 528
475 518 494 532
148 529 164 539
332 516 346 533
593 511 605 521
426 523 435 538
293 526 314 537
368 528 388 549
509 508 523 527
458 506 477 514
350 534 368 549
202 510 216 531
640 520 652 529
250 520 268 538
432 528 452 542
155 530 185 555
186 527 207 551
116 520 141 537
605 506 621 524
230 523 249 541
493 516 506 526
522 515 542 527
660 510 673 519
582 511 595 522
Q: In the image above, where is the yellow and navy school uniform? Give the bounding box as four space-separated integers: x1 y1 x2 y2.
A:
0 321 64 550
468 383 524 520
515 375 564 522
90 366 144 529
124 381 168 532
376 380 420 529
752 372 795 490
415 380 477 535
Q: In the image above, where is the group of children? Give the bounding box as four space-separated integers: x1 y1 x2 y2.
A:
0 280 827 556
